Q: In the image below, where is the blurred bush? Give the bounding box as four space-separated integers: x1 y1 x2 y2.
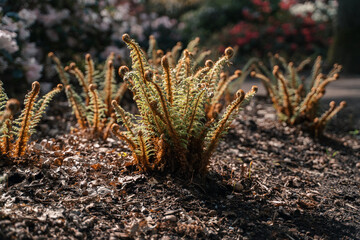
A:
180 0 337 63
0 0 180 91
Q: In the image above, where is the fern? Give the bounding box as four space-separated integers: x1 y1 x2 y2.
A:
251 55 345 136
0 81 62 158
50 52 127 140
112 34 257 175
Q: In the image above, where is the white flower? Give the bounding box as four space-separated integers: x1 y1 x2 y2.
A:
289 0 337 22
38 6 70 27
21 42 38 58
17 21 30 40
23 58 43 83
290 2 315 17
151 16 176 29
2 16 18 32
0 30 19 53
18 9 38 26
113 4 130 21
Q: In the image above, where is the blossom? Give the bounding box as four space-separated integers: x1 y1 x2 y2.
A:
21 43 39 58
289 2 315 17
279 0 298 10
37 6 70 27
0 30 19 53
23 58 43 83
18 9 38 26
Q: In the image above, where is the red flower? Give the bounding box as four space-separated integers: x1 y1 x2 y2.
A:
276 36 285 44
266 26 277 34
290 43 298 51
236 37 248 46
279 0 297 10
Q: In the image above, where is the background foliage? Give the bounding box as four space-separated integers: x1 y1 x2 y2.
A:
0 0 346 93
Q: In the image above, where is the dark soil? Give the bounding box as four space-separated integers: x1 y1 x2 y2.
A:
0 97 359 240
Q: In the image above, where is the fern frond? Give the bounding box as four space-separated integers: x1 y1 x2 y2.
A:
137 130 151 171
0 119 12 155
0 80 9 114
204 89 246 161
85 54 95 86
66 63 90 105
273 66 293 119
148 35 157 64
170 42 182 67
88 84 106 136
186 89 206 135
12 81 40 157
206 47 234 91
112 100 136 137
30 84 63 133
48 52 70 86
103 59 115 116
175 50 193 81
309 56 322 89
122 34 151 86
65 85 88 129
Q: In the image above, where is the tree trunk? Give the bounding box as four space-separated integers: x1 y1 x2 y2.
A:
328 0 360 74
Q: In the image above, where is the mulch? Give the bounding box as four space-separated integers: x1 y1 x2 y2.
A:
0 96 359 239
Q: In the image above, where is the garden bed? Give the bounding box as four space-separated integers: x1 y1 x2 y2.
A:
0 96 359 239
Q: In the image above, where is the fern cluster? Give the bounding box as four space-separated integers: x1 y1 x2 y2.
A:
49 52 127 139
251 54 346 136
0 80 63 158
111 34 257 175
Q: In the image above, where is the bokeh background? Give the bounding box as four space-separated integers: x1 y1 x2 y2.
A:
1 0 359 94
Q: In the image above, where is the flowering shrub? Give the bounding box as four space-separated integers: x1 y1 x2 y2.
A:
233 0 337 58
0 0 179 87
225 0 337 59
181 0 337 61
